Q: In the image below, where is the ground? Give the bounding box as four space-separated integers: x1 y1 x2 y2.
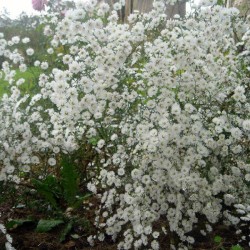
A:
0 200 248 250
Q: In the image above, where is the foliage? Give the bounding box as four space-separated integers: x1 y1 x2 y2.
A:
61 155 79 205
31 155 90 210
35 219 64 233
6 219 34 230
213 234 244 250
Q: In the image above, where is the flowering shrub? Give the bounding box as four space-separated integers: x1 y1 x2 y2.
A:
0 0 250 249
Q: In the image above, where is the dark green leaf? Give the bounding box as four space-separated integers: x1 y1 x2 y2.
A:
36 219 64 233
61 156 78 205
32 178 58 208
59 221 73 242
6 219 34 229
217 0 224 6
89 138 98 146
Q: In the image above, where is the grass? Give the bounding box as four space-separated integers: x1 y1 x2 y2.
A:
0 66 41 98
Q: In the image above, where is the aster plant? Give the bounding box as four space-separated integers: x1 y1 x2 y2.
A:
0 0 250 249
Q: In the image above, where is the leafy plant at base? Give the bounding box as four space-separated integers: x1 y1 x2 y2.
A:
27 155 92 241
60 155 78 206
31 155 90 210
32 175 60 209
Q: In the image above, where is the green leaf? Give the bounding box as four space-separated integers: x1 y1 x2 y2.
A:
36 219 64 233
61 155 78 205
59 221 73 242
89 137 98 146
217 0 224 5
231 245 243 250
6 219 34 229
214 235 223 244
32 178 58 208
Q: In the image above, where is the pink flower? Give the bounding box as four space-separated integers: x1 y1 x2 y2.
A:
32 0 48 11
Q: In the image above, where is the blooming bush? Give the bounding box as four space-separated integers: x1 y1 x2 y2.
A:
0 0 250 249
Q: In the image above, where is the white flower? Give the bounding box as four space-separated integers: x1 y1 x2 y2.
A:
26 48 34 56
113 2 122 11
131 169 142 180
97 139 105 149
0 224 6 234
111 134 118 141
230 127 242 139
34 60 41 67
41 62 49 70
47 48 54 54
171 103 181 115
19 64 27 72
242 120 250 131
118 168 125 176
87 183 97 194
245 174 250 182
6 234 12 243
22 37 30 43
12 36 20 44
152 231 160 239
48 158 56 166
151 240 159 250
142 175 151 185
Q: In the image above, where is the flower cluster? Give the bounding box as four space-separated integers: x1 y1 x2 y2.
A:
0 0 250 249
0 223 15 250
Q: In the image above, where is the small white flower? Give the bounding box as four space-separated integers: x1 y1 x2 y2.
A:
47 48 54 54
41 62 49 70
111 134 118 141
19 64 27 72
48 158 56 166
230 127 242 139
243 120 250 131
26 48 34 56
245 174 250 182
22 37 30 43
34 60 40 67
152 231 160 239
171 103 181 115
97 139 105 149
12 36 20 43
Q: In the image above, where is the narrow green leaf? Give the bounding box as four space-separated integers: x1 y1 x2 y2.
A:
59 221 73 242
61 155 78 205
36 219 64 233
32 178 58 208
